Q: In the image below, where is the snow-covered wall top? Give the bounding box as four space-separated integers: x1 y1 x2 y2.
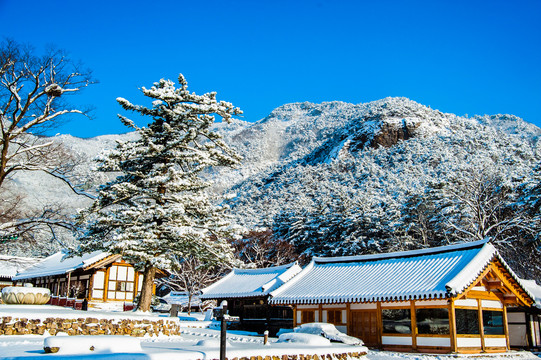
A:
200 262 302 299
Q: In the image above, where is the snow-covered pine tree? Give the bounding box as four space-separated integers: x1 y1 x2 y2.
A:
77 74 244 311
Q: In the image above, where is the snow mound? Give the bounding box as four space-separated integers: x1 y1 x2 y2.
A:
295 323 364 345
43 335 142 354
277 332 331 345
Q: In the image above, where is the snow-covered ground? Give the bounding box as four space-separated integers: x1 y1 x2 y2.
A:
0 305 538 360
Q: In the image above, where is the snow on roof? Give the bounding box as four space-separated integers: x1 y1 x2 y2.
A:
0 255 41 280
12 250 112 280
520 279 541 308
270 240 532 305
200 262 302 300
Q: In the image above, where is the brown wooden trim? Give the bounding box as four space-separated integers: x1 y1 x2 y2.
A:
104 266 110 302
466 290 501 300
417 347 452 354
411 300 417 351
377 301 383 349
456 334 483 338
483 347 508 353
449 298 457 353
502 305 510 351
416 334 453 338
84 254 122 271
477 299 485 351
414 304 451 309
346 303 351 334
293 306 297 328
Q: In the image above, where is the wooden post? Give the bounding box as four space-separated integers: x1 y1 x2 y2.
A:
377 301 383 349
292 305 297 328
66 272 72 297
104 267 110 302
411 301 417 351
346 303 351 335
319 304 323 323
478 299 485 352
502 304 510 350
449 299 458 353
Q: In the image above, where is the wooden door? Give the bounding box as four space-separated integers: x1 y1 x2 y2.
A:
350 310 380 347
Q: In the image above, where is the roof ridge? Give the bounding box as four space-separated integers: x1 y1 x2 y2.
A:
233 261 297 274
313 239 489 264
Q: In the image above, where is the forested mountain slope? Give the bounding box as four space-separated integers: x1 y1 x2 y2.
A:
5 97 541 280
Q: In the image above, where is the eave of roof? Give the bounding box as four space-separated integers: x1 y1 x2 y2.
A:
12 251 111 280
200 262 302 300
269 240 534 305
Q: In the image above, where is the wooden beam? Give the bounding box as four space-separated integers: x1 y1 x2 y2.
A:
411 301 417 351
478 299 485 352
502 304 510 350
449 299 457 353
377 301 383 349
486 280 503 291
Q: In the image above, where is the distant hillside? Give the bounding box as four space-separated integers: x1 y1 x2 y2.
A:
4 97 541 280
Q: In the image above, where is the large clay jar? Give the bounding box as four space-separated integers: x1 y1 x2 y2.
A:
1 285 51 305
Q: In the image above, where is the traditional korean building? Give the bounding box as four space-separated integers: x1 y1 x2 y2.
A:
12 250 148 307
269 240 534 353
200 262 302 334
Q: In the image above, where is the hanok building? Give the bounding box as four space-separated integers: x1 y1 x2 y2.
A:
200 262 302 334
12 250 147 308
269 240 534 354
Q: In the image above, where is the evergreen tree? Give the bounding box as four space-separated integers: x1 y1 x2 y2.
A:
77 74 243 311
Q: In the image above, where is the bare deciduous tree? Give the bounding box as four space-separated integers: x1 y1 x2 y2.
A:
158 256 224 315
0 39 93 244
230 229 305 267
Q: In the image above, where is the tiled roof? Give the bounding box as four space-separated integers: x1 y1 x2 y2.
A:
270 240 531 305
200 262 302 300
12 251 111 280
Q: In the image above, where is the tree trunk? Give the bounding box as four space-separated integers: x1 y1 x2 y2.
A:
138 265 157 312
187 292 193 316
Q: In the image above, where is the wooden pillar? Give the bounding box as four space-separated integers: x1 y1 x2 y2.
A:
293 305 297 328
411 301 417 351
502 304 510 350
104 267 110 302
346 303 351 335
377 301 383 349
66 272 72 297
449 299 457 353
478 299 485 352
318 304 323 323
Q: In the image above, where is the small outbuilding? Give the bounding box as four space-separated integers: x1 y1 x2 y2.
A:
269 240 533 354
200 262 302 334
12 250 148 308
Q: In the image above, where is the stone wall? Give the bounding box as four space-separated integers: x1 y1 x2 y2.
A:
0 316 181 336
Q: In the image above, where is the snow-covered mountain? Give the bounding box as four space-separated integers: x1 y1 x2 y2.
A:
5 97 541 279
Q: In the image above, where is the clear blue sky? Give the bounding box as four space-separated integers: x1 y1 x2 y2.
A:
1 0 540 138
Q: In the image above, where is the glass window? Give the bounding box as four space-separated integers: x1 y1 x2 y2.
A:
455 309 480 334
382 309 411 334
416 308 450 335
483 310 504 335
